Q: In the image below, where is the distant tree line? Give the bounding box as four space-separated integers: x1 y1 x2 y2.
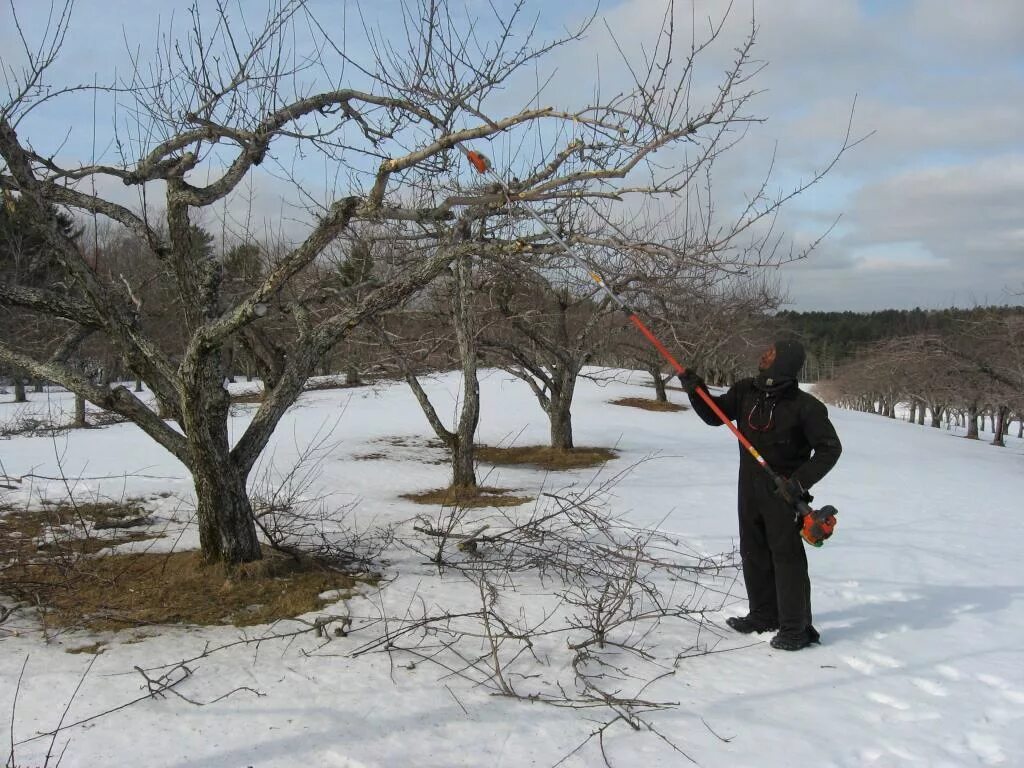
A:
812 310 1024 445
777 307 1024 382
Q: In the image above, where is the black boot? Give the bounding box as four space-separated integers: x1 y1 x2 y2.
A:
726 615 779 634
770 625 821 651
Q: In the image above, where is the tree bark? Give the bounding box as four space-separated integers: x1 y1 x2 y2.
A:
180 340 262 564
135 378 144 392
13 374 26 402
73 393 87 428
547 368 577 450
156 394 178 421
33 379 44 393
192 458 261 564
908 400 917 424
449 253 480 489
966 404 979 439
549 401 573 450
345 362 361 387
991 406 1008 447
650 364 667 403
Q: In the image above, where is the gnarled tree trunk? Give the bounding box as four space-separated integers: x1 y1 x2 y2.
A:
346 362 361 387
991 406 1009 447
73 393 86 428
193 459 261 564
966 404 980 439
449 252 481 488
181 350 262 564
547 368 577 450
649 363 668 403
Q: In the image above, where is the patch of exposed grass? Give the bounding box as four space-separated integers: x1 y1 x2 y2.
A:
66 641 107 655
41 499 150 527
0 507 47 543
353 451 389 461
1 500 160 596
4 547 371 632
401 485 533 508
380 436 446 449
37 531 157 555
476 445 617 470
610 397 688 413
372 436 449 465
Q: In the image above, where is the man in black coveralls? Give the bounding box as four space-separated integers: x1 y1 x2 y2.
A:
678 340 842 651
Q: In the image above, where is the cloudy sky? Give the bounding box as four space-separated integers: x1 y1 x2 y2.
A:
2 0 1022 311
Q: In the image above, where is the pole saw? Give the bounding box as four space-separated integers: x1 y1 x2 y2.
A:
458 145 838 547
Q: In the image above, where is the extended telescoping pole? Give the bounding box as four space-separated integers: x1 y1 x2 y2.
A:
457 145 838 539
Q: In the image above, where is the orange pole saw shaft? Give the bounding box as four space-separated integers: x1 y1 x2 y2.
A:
626 314 771 471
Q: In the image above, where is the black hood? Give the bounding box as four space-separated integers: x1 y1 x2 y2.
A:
757 339 805 390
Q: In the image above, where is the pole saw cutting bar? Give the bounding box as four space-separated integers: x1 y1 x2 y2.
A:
456 144 839 546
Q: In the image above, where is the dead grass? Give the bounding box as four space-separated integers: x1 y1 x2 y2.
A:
0 501 156 563
380 436 446 449
610 397 688 413
66 641 107 655
2 547 370 632
353 451 389 461
476 445 617 470
369 436 449 465
42 499 149 525
401 485 533 508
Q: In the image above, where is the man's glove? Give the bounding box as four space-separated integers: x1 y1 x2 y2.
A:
774 476 813 507
677 369 705 395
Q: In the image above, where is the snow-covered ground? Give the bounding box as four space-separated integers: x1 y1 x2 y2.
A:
1 369 1022 768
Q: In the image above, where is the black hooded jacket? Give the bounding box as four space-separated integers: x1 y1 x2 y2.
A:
689 342 842 489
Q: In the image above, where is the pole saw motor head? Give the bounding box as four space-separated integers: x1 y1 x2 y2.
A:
801 505 838 547
465 149 491 174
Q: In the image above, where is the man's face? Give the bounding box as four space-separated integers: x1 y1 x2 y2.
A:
758 344 776 372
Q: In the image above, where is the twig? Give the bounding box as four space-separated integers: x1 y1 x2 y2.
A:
46 654 99 766
7 655 29 768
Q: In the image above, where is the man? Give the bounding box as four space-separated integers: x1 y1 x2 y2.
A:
678 340 842 651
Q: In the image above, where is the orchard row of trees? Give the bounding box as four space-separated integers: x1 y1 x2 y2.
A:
815 312 1024 445
778 306 1024 381
0 1 848 564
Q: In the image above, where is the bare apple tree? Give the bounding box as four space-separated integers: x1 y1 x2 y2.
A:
2 0 846 563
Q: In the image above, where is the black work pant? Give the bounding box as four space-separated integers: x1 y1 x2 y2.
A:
736 472 811 634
